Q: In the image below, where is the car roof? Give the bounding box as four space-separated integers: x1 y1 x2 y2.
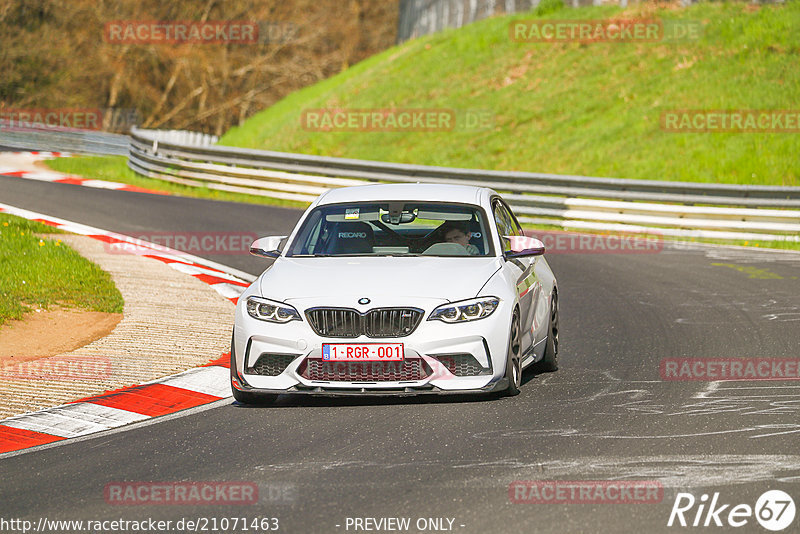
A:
315 183 495 207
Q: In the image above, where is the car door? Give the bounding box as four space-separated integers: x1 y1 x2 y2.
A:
492 198 539 355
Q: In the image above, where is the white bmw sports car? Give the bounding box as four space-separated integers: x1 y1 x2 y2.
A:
231 184 558 403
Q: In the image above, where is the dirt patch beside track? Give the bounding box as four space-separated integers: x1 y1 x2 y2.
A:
0 308 122 362
0 233 234 419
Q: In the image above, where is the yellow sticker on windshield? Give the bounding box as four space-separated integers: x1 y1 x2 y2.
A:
345 208 360 220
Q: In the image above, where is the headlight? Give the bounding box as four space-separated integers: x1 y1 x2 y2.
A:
428 297 500 323
246 296 301 323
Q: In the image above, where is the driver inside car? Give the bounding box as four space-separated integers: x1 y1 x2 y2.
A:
439 221 480 256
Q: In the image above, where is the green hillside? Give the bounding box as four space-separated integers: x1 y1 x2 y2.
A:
220 0 800 186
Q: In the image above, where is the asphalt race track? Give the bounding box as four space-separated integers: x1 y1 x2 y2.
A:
2 176 800 533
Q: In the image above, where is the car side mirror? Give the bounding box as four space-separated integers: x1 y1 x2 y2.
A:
503 236 545 258
250 236 287 259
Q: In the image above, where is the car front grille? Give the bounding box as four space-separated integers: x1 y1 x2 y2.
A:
300 358 431 382
248 353 296 376
306 308 362 337
306 307 423 338
432 354 490 376
365 309 423 337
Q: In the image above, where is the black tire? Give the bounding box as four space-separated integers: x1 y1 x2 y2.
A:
230 334 278 406
535 292 559 373
504 310 522 396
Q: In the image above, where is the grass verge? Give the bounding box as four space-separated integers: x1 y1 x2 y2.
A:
221 1 800 186
0 214 124 325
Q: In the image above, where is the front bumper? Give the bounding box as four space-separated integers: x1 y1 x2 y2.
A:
232 371 510 397
233 295 512 394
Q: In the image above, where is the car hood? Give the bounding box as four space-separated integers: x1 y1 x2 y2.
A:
258 256 503 302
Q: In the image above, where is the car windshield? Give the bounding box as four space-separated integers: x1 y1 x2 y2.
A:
287 202 493 257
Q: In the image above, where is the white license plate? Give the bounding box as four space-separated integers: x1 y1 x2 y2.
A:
321 343 404 361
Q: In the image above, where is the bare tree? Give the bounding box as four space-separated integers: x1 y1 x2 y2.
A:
0 0 398 133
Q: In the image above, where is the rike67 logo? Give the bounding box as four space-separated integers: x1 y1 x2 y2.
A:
668 490 796 531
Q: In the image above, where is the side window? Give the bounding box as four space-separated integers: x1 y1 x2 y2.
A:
500 200 524 237
291 211 323 255
493 201 514 253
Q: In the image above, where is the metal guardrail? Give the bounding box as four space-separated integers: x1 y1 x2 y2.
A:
0 123 130 155
135 129 219 147
128 127 800 242
399 0 629 43
397 0 781 43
